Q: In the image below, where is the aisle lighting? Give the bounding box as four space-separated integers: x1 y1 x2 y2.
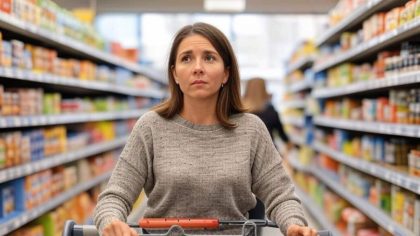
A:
204 0 246 12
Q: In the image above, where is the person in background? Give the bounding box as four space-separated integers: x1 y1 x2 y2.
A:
243 78 293 152
94 22 316 236
242 78 295 221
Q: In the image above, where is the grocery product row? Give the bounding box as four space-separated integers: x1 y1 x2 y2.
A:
0 85 154 116
0 120 136 172
0 149 117 235
315 0 420 72
10 189 102 236
0 0 156 79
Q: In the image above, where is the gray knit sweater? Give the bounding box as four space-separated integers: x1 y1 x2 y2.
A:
93 111 307 235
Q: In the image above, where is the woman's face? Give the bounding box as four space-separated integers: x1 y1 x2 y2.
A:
172 34 229 101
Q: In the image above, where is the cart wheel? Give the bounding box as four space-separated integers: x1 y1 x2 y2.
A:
63 220 76 236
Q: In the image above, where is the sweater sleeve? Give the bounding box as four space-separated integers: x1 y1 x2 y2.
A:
93 117 153 233
250 117 307 235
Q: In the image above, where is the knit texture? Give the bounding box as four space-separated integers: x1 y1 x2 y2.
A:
93 111 307 235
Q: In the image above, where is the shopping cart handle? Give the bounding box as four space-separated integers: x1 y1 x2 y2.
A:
139 218 220 229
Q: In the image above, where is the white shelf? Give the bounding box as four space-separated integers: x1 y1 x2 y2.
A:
313 141 420 195
316 0 399 46
0 67 166 99
290 135 305 146
283 117 305 128
287 55 315 74
314 18 420 72
314 116 420 138
287 80 312 93
311 167 413 236
0 12 166 84
288 156 310 172
294 187 343 236
313 71 420 98
0 109 147 128
0 136 127 184
281 100 306 110
0 172 111 235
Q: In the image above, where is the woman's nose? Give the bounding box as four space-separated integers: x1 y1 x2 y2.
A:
193 59 204 74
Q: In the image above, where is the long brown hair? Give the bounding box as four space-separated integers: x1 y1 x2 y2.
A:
243 78 271 113
154 22 245 129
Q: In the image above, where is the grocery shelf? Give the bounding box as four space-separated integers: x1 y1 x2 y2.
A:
316 0 400 46
0 172 111 235
288 156 309 172
0 109 147 128
294 186 343 236
290 135 305 146
314 116 420 138
313 70 420 98
286 55 315 75
0 12 167 84
311 167 413 236
314 18 420 72
283 117 305 128
287 80 312 93
313 142 420 195
0 136 127 184
281 100 306 110
0 67 166 99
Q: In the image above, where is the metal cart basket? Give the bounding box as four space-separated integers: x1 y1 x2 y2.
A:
63 218 333 236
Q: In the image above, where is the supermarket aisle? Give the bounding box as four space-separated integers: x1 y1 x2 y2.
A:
0 0 419 235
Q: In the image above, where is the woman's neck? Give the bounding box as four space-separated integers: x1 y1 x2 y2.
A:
180 98 218 125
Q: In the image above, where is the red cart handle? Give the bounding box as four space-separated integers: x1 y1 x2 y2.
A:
139 218 220 229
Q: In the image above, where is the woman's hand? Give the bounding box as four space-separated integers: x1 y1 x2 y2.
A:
103 219 138 236
287 224 318 236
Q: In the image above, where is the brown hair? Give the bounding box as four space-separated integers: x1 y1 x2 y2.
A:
242 78 271 113
154 22 245 129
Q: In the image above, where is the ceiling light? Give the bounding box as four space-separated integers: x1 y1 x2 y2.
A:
204 0 246 12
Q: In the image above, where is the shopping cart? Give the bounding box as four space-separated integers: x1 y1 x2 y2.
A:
62 218 333 236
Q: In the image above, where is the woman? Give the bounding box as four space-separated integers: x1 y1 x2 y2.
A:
94 22 316 236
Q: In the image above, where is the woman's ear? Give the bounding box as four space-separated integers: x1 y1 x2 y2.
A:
171 65 178 83
223 67 230 84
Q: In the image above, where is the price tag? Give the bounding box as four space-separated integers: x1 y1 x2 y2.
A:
0 118 6 128
14 117 21 127
0 171 6 182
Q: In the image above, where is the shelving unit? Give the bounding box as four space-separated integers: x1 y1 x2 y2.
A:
0 67 166 98
0 136 127 184
316 0 401 46
291 1 420 235
282 116 305 128
286 55 315 75
313 141 420 194
0 3 166 234
289 135 305 147
281 99 306 110
311 167 413 236
314 18 420 72
0 109 148 128
0 172 112 235
0 12 166 84
294 187 343 236
313 70 420 98
314 116 420 138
